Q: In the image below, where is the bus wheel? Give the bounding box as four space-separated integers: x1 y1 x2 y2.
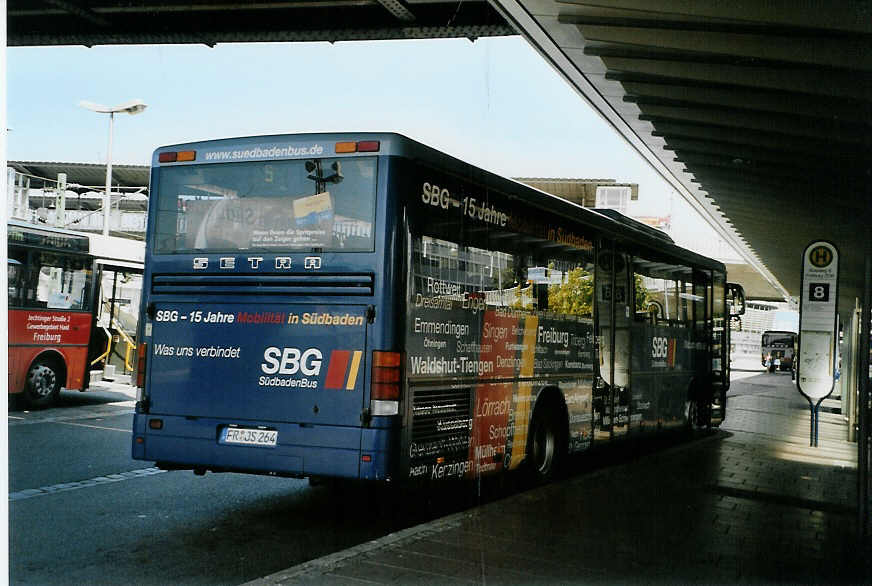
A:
24 360 61 408
529 407 563 482
685 395 710 430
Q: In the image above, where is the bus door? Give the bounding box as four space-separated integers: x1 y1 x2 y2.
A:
595 246 631 441
711 272 728 425
90 261 143 379
147 299 370 429
631 256 699 430
693 269 713 423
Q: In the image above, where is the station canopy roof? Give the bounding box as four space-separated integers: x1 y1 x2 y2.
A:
8 1 872 313
9 161 149 192
489 0 872 312
7 0 512 46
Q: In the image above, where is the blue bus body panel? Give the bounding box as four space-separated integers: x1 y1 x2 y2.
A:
148 301 368 425
134 143 407 480
133 415 396 479
138 415 366 478
151 133 410 166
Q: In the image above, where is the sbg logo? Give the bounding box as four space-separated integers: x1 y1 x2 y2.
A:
421 182 451 209
652 337 676 367
261 347 323 376
652 337 669 359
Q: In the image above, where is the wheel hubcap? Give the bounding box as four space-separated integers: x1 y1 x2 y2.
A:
686 400 697 427
28 365 56 398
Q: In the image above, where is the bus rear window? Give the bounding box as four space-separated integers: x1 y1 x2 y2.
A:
153 157 377 253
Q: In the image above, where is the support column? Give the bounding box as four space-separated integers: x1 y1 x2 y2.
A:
859 252 871 538
54 173 67 228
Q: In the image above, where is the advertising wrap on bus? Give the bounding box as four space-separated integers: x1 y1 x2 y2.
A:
405 299 595 480
404 219 598 480
148 303 368 426
630 325 698 430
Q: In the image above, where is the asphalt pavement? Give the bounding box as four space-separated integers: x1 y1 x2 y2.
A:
8 381 475 585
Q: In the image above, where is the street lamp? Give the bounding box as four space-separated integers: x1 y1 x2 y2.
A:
79 99 148 235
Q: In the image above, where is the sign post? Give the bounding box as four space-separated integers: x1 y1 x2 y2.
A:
797 241 839 447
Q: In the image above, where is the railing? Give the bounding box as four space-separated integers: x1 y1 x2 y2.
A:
90 317 137 373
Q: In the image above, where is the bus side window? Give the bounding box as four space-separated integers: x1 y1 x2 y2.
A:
7 259 23 306
633 257 694 327
538 262 595 319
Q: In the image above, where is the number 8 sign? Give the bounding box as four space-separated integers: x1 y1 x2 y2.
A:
808 283 829 302
797 240 839 402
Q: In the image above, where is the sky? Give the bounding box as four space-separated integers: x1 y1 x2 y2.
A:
5 37 732 258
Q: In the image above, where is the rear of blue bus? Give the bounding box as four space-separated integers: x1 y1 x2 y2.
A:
132 134 402 481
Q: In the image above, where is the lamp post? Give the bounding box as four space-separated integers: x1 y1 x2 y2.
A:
79 99 147 235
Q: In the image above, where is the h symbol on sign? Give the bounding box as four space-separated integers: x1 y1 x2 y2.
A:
810 246 832 267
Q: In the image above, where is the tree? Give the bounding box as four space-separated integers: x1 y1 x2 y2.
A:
634 274 651 313
548 267 594 317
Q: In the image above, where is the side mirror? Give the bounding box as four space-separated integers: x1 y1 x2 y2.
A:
727 282 746 317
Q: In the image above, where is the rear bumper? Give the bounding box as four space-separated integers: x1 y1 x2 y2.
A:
132 413 395 481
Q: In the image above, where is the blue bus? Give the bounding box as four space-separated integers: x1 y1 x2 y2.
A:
132 133 744 483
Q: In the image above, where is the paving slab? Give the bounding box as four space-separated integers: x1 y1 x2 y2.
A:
247 371 867 585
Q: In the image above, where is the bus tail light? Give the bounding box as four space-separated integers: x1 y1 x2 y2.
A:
158 150 196 163
335 140 381 154
357 140 380 152
136 342 148 388
371 351 402 416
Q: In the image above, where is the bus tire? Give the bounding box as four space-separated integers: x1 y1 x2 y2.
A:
24 358 62 409
528 402 566 483
698 400 712 429
686 383 711 430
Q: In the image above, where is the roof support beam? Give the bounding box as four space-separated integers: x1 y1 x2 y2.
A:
598 56 872 100
566 22 872 70
43 0 109 26
556 0 872 33
649 120 868 154
376 0 416 21
637 108 867 143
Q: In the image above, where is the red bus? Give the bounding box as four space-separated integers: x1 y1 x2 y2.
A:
8 220 143 408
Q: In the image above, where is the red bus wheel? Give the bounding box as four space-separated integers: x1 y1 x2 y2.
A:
24 360 61 408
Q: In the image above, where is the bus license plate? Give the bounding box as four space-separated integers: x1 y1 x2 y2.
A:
221 427 278 447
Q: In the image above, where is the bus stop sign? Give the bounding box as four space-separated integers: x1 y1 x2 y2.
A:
797 241 839 445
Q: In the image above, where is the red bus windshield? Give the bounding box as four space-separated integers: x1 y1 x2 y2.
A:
8 250 94 311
